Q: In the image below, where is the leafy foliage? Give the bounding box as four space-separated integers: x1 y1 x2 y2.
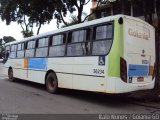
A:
54 0 91 27
0 36 16 58
0 0 56 36
61 12 88 28
1 0 159 34
2 36 16 43
0 0 94 33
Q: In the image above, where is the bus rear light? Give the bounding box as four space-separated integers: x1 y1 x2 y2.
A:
150 64 155 80
137 77 144 82
120 57 127 83
149 65 154 76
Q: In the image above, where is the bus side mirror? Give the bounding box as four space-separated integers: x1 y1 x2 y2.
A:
2 57 6 64
2 52 9 64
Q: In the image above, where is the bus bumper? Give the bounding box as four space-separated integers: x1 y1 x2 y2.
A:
106 77 155 93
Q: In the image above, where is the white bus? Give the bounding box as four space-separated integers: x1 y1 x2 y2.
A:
3 15 155 94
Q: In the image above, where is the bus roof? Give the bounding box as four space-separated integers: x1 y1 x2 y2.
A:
5 14 154 46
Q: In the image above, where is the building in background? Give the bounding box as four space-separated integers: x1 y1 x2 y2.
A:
91 0 160 90
91 0 157 26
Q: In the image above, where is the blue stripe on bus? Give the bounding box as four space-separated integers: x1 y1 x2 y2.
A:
128 64 149 77
28 58 48 70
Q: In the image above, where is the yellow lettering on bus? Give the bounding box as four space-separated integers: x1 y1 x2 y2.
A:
128 28 149 40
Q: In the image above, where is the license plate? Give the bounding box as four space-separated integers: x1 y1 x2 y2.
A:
137 77 144 82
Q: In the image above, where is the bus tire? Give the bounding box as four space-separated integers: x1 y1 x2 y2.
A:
8 68 14 82
46 72 58 94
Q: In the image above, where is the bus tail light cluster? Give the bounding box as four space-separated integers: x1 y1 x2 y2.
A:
149 64 155 80
120 57 127 83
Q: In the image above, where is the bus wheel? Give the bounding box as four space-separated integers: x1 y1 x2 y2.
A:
8 69 14 82
46 72 58 94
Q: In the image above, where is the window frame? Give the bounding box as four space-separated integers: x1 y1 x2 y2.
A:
93 23 113 41
35 37 49 58
48 33 66 57
10 44 17 52
17 42 25 51
68 28 90 44
26 40 36 50
37 37 49 48
9 44 17 58
50 33 66 46
7 21 114 58
25 39 36 58
91 22 114 56
70 29 88 43
66 28 91 57
16 42 25 58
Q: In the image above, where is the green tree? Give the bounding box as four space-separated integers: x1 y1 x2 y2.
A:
0 0 93 30
2 36 16 43
61 15 78 28
0 36 16 58
61 12 88 28
0 0 56 37
54 0 92 27
0 0 34 37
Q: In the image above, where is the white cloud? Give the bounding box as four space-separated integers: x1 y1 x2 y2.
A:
0 21 23 40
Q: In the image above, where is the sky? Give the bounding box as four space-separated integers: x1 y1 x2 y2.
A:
0 2 92 41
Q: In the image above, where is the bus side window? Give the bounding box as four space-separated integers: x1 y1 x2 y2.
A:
5 46 10 59
17 43 25 58
10 44 17 58
67 29 90 56
35 37 49 57
92 24 113 55
25 40 35 57
49 34 66 57
5 46 10 52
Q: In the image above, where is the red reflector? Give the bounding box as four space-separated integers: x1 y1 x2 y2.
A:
137 77 144 82
120 57 127 83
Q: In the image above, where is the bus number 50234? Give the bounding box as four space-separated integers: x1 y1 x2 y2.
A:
93 69 104 75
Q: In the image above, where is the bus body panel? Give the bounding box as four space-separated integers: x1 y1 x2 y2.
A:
105 77 116 93
3 58 46 84
106 16 155 93
116 77 155 93
108 18 124 78
47 57 107 92
2 15 156 94
123 17 155 84
72 57 106 92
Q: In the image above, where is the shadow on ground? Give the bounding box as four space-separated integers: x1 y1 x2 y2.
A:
6 78 134 107
4 77 160 108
